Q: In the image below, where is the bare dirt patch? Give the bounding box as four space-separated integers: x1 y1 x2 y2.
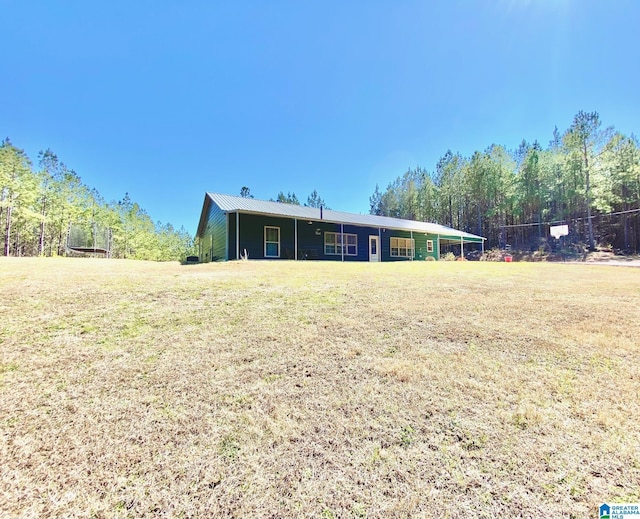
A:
1 258 639 517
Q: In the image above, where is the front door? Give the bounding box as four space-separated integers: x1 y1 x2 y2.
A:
369 235 380 262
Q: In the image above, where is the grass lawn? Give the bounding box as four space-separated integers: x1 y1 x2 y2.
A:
1 257 639 518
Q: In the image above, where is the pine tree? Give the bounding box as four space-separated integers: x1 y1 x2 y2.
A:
306 189 328 208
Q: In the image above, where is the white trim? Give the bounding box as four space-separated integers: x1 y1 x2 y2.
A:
325 231 357 256
427 239 434 253
264 226 280 258
368 235 380 262
390 236 415 258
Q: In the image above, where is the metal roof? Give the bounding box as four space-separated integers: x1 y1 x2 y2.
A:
204 192 485 241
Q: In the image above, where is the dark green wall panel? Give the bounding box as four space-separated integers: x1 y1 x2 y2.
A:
381 230 439 261
198 201 227 262
238 214 296 259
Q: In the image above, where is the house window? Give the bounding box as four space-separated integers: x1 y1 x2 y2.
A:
390 237 415 258
427 240 434 253
325 232 357 256
264 226 280 257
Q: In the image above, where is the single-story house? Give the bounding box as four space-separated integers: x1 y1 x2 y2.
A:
196 192 485 262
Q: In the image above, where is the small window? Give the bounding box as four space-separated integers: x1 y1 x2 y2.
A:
427 240 434 253
345 234 357 255
325 232 357 256
264 226 280 257
390 237 415 258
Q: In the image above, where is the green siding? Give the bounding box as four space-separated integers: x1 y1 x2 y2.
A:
427 236 439 259
297 222 377 261
197 194 484 262
232 216 389 261
341 224 374 261
199 201 227 262
413 233 429 260
228 212 236 259
381 231 440 261
198 198 477 262
237 214 296 259
297 220 340 259
423 234 439 260
382 230 412 262
229 214 445 262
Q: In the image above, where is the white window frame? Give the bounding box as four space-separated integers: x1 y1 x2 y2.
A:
325 232 357 256
264 226 280 258
390 237 415 258
427 240 434 253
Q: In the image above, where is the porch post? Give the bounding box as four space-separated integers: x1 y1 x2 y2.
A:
294 219 298 260
410 231 414 261
236 211 240 260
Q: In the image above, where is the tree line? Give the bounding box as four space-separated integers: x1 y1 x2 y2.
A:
240 186 329 208
1 139 194 260
369 111 640 253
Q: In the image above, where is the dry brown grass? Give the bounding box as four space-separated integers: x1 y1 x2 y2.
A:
1 257 639 518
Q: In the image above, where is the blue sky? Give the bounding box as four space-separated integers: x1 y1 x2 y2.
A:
2 0 639 235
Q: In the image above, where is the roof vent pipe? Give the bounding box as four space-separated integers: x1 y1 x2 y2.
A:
320 206 323 220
